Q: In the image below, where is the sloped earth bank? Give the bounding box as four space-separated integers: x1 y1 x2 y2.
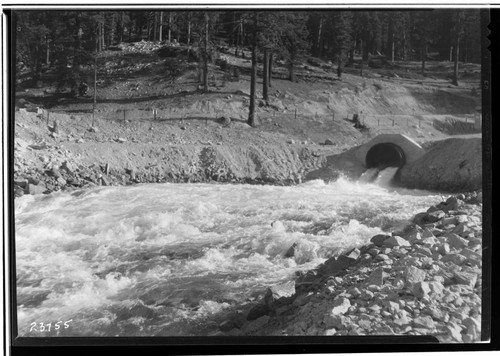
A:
13 110 340 196
235 193 483 343
399 136 482 192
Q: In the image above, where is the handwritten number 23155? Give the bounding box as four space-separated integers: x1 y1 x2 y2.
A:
30 320 72 332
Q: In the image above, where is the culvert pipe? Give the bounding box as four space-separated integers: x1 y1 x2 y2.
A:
365 143 406 169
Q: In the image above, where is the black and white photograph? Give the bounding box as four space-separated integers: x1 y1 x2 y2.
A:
4 3 491 350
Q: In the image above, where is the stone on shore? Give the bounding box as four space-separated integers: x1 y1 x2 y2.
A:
404 265 426 285
264 280 296 310
370 234 390 247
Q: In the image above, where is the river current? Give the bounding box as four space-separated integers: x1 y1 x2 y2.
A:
15 176 443 336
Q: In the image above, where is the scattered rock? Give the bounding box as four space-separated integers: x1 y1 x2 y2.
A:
370 234 390 247
368 267 385 286
246 303 269 321
404 266 426 285
264 281 296 311
413 315 435 329
319 255 356 276
330 297 351 315
383 235 411 248
445 232 468 249
27 183 46 195
453 271 477 288
412 281 431 299
243 315 270 333
284 243 298 258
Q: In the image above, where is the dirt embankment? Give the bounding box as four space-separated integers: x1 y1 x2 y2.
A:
13 109 344 196
399 137 482 192
13 42 482 196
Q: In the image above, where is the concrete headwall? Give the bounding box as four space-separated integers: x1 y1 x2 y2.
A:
353 134 425 166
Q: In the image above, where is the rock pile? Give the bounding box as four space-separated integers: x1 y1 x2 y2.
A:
230 194 483 343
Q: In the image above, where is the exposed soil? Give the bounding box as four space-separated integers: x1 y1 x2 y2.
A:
13 41 482 196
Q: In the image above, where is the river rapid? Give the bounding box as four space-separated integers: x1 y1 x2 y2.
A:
15 176 443 337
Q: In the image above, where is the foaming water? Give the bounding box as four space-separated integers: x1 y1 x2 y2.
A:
358 168 380 183
15 178 441 336
373 167 400 187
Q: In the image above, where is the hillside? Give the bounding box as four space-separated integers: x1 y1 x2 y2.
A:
13 41 482 196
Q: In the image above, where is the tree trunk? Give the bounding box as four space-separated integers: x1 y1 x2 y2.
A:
100 13 105 50
450 46 453 62
359 39 364 76
263 48 269 102
159 11 163 42
316 14 323 57
391 33 395 63
46 37 50 65
168 12 172 43
452 36 459 86
268 52 273 88
203 12 209 92
248 14 258 127
421 43 426 74
153 12 158 41
98 21 102 52
119 12 124 43
187 15 191 55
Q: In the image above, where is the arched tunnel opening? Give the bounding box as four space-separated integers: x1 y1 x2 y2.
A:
366 143 406 169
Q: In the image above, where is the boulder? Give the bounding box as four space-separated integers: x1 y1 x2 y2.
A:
383 235 411 248
370 234 390 247
61 161 78 174
453 223 472 238
319 255 356 276
446 323 464 342
413 315 435 329
344 248 361 260
459 248 481 266
437 243 451 255
246 303 269 321
427 281 445 296
264 281 296 311
27 183 46 195
324 314 350 329
330 297 351 315
463 317 481 341
441 253 467 265
446 232 468 249
412 281 431 299
404 265 426 285
368 267 385 286
243 315 270 333
284 242 297 258
453 271 477 288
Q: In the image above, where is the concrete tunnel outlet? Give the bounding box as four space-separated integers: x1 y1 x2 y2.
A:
354 134 426 173
365 143 406 169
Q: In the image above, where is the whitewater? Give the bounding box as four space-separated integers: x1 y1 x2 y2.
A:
15 175 443 336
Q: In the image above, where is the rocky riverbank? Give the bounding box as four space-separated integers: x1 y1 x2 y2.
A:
218 192 483 343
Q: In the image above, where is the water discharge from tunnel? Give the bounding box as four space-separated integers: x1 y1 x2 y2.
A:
359 167 399 187
14 179 441 336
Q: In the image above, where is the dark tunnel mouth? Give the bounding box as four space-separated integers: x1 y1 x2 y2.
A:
365 143 406 169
